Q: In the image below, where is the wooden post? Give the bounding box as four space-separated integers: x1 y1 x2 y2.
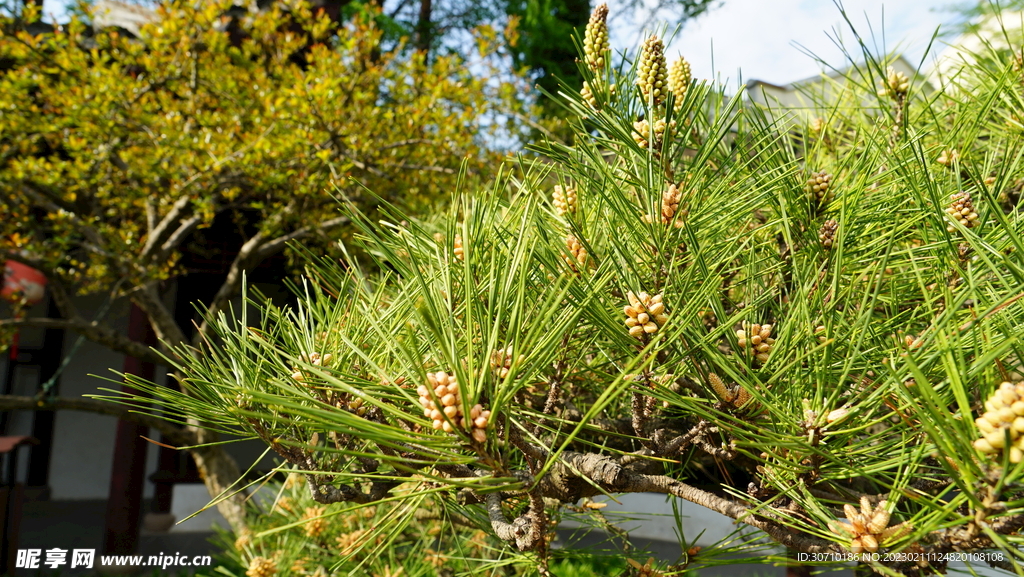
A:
102 303 156 556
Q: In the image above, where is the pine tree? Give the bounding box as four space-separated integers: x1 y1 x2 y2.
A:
105 5 1024 575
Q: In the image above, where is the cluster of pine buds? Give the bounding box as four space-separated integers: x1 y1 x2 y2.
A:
234 531 252 551
490 346 523 379
806 171 834 206
583 4 609 72
562 234 591 272
819 219 838 249
581 80 617 110
902 333 923 352
974 381 1024 463
624 291 668 339
668 57 691 111
945 191 980 232
736 322 775 364
880 66 910 99
417 372 491 442
633 118 671 153
336 529 367 557
828 498 910 554
810 117 826 134
642 184 686 227
246 556 277 577
936 149 960 166
302 506 327 538
636 35 668 106
553 184 577 216
347 397 367 416
290 352 333 382
708 373 751 409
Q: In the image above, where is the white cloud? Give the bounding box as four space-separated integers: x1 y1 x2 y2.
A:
611 0 963 90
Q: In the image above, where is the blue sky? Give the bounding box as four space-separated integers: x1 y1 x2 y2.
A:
40 0 970 90
612 0 969 90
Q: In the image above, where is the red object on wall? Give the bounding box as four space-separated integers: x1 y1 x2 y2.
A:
1 261 47 305
3 260 48 359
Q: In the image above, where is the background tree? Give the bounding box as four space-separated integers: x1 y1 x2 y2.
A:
381 0 720 106
104 5 1024 576
0 0 530 529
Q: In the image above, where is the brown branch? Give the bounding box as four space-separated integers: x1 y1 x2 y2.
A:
533 450 836 554
129 282 188 351
155 215 202 261
486 493 538 551
0 394 196 446
0 316 164 366
253 216 349 260
140 194 193 260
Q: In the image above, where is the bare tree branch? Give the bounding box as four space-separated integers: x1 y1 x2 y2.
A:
155 215 202 261
129 282 188 351
253 216 349 260
0 395 197 446
140 194 194 260
0 316 164 366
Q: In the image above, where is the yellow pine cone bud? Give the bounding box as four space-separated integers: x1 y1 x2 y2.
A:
336 529 367 557
945 191 979 232
633 118 673 154
668 56 691 111
975 381 1024 463
246 557 277 577
819 219 838 249
583 4 610 72
880 66 910 99
469 403 491 443
234 531 253 551
581 80 616 111
553 184 577 216
417 371 492 440
454 234 465 261
830 498 910 554
581 81 597 109
418 371 461 431
307 352 332 366
562 234 592 272
826 407 850 425
708 372 751 408
736 321 775 364
346 396 367 417
810 117 826 134
624 291 668 339
302 506 327 538
642 183 686 227
806 171 834 206
936 149 959 166
490 346 523 378
814 325 827 344
636 35 667 107
902 333 923 352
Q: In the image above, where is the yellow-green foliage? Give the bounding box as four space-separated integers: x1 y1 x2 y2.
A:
0 1 523 294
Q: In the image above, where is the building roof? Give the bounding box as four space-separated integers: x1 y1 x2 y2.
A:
744 54 921 112
90 0 155 37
